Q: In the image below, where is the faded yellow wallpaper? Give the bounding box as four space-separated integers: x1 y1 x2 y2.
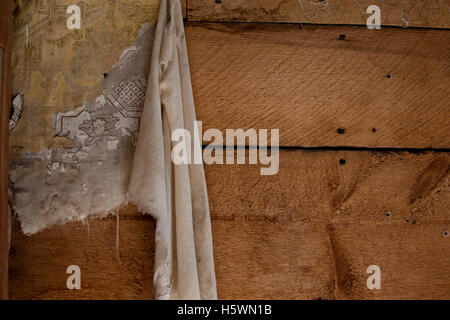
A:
10 0 160 160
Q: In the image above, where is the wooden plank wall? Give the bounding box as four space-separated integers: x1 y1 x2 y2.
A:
0 0 14 300
8 2 450 299
10 205 156 299
9 151 450 299
187 23 450 148
186 0 450 29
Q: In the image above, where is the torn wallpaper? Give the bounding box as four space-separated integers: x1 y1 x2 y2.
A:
9 0 217 300
10 22 153 234
10 0 160 162
9 0 160 231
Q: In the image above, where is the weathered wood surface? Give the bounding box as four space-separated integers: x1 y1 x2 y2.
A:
9 205 156 299
10 151 450 299
7 7 450 300
186 22 450 148
182 0 187 19
187 0 450 29
0 0 14 300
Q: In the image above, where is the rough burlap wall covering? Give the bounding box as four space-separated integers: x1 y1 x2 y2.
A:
9 0 217 299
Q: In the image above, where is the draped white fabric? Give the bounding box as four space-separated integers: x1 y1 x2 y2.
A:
128 0 217 300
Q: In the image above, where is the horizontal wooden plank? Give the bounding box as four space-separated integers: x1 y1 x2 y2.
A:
210 151 450 299
9 205 156 299
9 151 450 299
329 223 450 299
187 0 450 29
206 152 450 224
213 221 335 299
187 23 450 148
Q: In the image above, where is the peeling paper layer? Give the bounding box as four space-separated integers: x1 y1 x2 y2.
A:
10 0 217 300
9 23 154 234
128 0 217 300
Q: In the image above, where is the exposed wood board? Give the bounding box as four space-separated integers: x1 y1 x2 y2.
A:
182 0 187 19
212 221 335 299
9 151 450 299
187 0 450 29
207 151 449 299
329 223 450 299
206 152 450 225
9 205 156 299
186 23 450 148
0 0 14 300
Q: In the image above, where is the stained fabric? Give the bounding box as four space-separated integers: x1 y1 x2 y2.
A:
128 0 217 300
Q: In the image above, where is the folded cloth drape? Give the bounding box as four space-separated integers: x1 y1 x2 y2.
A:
128 0 217 300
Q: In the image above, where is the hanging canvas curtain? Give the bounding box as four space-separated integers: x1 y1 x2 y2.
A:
128 0 217 300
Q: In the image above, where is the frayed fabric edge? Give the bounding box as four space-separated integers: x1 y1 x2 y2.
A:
15 203 125 236
127 197 173 300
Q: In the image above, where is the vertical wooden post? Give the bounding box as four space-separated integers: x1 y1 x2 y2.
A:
0 0 14 300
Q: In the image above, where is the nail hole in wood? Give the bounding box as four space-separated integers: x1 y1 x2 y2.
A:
444 231 449 237
386 73 392 79
337 128 345 134
338 34 346 40
385 211 391 218
339 159 346 165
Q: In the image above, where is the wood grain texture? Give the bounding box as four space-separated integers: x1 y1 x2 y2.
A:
329 223 450 299
9 151 450 299
9 204 156 299
187 0 450 28
0 0 14 300
186 22 450 148
182 0 187 19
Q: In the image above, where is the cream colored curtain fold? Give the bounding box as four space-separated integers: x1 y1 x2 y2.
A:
128 0 217 300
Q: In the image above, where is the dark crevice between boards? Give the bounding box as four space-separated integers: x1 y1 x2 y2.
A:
201 145 450 154
184 20 450 31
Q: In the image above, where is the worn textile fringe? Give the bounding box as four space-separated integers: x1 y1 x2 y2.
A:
113 211 121 265
83 217 90 243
